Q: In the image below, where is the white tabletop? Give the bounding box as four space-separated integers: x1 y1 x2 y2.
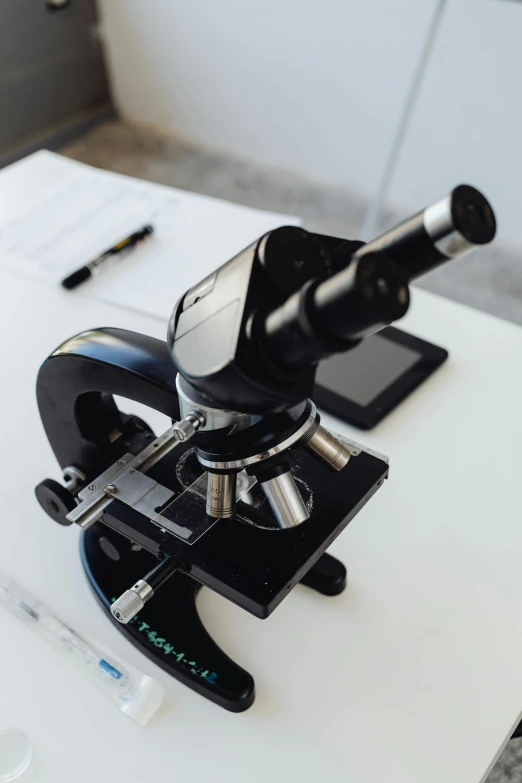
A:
1 267 521 783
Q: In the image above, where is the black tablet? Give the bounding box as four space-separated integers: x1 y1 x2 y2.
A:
313 327 448 430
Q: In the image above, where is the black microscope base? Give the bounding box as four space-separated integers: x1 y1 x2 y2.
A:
80 525 347 712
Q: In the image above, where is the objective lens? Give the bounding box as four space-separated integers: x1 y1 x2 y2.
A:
302 425 351 472
260 470 309 529
206 472 237 518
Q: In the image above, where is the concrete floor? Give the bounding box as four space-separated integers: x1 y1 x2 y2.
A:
61 120 521 783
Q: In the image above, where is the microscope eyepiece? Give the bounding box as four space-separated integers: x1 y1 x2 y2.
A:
423 184 496 256
259 185 495 371
355 184 496 279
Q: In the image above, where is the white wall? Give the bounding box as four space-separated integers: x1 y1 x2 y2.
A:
98 0 437 200
98 0 522 246
388 0 522 247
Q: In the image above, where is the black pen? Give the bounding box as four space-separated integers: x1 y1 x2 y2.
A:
61 224 154 290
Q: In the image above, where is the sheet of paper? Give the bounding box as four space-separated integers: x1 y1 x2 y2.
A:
0 151 301 321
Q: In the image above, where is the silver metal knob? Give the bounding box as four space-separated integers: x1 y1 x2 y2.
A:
110 580 154 624
172 411 205 442
62 465 86 494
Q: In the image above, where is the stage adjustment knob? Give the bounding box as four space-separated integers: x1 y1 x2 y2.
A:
110 557 179 624
34 478 76 526
111 580 154 624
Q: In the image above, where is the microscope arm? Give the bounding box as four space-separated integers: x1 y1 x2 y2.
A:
36 328 181 480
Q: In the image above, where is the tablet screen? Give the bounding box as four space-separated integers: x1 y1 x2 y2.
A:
316 334 420 406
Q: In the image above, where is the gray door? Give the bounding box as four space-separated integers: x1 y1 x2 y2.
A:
0 0 111 164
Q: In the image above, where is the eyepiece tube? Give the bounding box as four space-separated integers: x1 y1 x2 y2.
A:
263 252 410 368
261 185 495 371
355 184 496 280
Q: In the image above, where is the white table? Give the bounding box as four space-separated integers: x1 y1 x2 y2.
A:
1 223 522 783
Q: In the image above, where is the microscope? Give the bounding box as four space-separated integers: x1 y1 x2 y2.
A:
35 185 495 711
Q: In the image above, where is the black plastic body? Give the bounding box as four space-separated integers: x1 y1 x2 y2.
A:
167 229 411 412
81 526 256 712
264 252 410 368
36 328 388 620
168 227 337 414
34 478 75 525
314 326 449 429
81 525 347 711
36 328 181 481
101 443 388 618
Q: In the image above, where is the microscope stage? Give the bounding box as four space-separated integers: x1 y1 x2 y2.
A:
100 444 388 619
